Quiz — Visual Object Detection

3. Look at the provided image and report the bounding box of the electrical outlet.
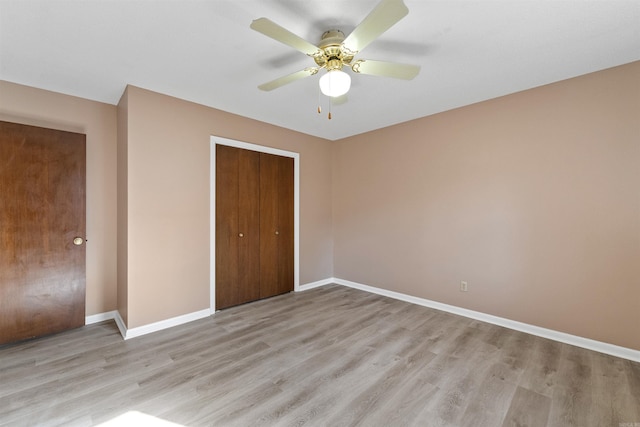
[460,281,468,292]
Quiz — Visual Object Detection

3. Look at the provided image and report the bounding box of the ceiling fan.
[250,0,420,108]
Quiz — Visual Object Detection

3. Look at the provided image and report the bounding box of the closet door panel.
[237,149,260,304]
[259,153,279,298]
[215,145,240,309]
[277,155,295,295]
[259,153,294,299]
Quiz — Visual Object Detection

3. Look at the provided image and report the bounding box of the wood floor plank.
[0,284,638,427]
[331,341,438,427]
[501,386,551,427]
[418,349,495,425]
[353,365,441,427]
[589,352,640,426]
[546,343,595,426]
[518,336,563,398]
[458,361,519,427]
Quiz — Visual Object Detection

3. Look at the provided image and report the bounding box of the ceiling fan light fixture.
[319,69,351,97]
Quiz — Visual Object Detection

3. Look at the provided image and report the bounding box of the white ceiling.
[1,0,638,141]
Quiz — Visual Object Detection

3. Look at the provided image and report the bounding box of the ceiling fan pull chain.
[317,85,322,114]
[328,97,332,120]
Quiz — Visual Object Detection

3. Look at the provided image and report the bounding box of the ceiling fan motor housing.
[313,29,355,70]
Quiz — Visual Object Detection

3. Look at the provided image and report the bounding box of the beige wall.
[332,62,640,350]
[119,86,333,328]
[0,80,118,316]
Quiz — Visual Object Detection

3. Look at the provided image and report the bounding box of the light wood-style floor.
[1,285,639,427]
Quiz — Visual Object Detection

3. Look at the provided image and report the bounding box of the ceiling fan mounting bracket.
[319,30,345,48]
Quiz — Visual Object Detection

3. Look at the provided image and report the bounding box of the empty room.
[0,0,638,426]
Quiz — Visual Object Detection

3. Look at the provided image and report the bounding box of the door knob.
[239,233,244,237]
[275,231,279,235]
[73,237,84,246]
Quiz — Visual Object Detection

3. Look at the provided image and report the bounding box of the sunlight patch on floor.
[95,411,185,427]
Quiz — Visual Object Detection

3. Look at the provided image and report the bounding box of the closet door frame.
[209,136,300,313]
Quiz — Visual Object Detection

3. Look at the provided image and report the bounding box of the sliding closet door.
[215,145,260,309]
[259,152,294,298]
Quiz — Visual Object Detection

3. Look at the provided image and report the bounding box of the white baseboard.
[297,277,335,291]
[85,310,117,325]
[113,310,127,338]
[114,309,211,340]
[303,277,640,363]
[86,310,127,338]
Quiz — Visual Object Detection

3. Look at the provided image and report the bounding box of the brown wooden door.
[259,152,294,299]
[215,145,294,310]
[0,121,86,345]
[215,145,260,309]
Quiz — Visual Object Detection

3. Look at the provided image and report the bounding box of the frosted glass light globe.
[319,69,351,97]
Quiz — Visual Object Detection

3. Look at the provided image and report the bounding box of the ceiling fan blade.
[351,60,420,80]
[251,18,321,57]
[342,0,409,53]
[258,67,319,91]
